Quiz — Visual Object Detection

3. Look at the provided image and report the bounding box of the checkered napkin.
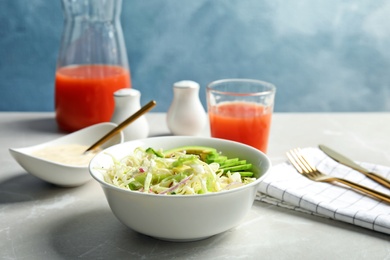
[256,147,390,235]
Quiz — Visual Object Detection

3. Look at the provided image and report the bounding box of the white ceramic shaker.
[166,80,207,136]
[111,88,149,141]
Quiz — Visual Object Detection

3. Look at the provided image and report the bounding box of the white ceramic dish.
[9,122,124,187]
[89,136,271,241]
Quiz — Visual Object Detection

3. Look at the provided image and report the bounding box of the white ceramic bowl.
[89,136,271,241]
[9,122,123,187]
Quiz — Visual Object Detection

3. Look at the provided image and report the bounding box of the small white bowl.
[9,122,124,187]
[89,136,271,241]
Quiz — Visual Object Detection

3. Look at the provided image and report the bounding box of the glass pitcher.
[55,0,131,132]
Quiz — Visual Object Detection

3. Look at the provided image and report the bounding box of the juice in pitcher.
[56,0,130,132]
[55,64,131,132]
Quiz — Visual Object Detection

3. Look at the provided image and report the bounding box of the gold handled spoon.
[85,100,157,153]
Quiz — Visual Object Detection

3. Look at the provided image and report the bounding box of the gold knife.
[319,144,390,189]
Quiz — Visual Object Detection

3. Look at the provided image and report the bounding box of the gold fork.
[286,148,390,204]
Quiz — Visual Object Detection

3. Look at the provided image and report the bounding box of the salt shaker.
[111,88,149,141]
[167,80,207,136]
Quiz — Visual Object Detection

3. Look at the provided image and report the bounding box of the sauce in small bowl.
[32,144,98,167]
[9,122,123,187]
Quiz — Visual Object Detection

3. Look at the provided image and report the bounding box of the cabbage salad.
[101,147,256,195]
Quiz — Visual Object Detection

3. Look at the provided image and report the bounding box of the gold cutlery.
[286,148,390,204]
[319,144,390,189]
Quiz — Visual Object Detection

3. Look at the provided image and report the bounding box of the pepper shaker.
[111,88,149,141]
[167,80,206,136]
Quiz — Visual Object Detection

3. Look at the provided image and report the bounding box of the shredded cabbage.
[101,147,256,195]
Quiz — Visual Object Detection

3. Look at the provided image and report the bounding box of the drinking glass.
[206,79,276,153]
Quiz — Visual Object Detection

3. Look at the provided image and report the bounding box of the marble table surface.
[1,112,389,259]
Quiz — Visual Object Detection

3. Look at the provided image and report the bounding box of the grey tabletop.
[1,112,389,259]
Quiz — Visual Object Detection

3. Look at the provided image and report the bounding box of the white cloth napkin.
[256,147,390,235]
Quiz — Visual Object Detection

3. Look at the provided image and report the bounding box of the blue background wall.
[1,0,390,113]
